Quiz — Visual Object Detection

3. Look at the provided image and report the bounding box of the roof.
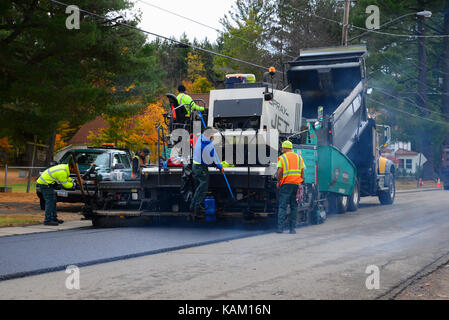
[190,93,210,109]
[395,149,419,156]
[69,116,109,145]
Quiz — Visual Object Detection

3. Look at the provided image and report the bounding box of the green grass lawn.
[1,182,36,193]
[0,214,42,227]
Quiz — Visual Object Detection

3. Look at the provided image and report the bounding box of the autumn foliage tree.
[88,100,167,162]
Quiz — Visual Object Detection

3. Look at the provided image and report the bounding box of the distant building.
[54,116,109,161]
[381,141,427,174]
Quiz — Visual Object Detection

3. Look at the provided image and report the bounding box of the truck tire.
[40,198,45,211]
[326,193,347,214]
[347,180,360,212]
[336,195,348,214]
[379,173,396,205]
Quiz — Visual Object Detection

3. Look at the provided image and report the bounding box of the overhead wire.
[135,0,296,60]
[49,0,271,72]
[286,5,449,38]
[369,86,447,117]
[367,97,449,126]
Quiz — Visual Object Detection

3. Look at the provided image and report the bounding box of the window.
[398,159,404,169]
[112,153,131,169]
[406,159,412,169]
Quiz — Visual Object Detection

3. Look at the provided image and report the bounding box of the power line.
[135,0,296,60]
[379,55,444,95]
[286,5,449,38]
[370,86,447,117]
[49,0,271,72]
[367,97,449,126]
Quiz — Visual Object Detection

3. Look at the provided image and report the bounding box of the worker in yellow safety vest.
[36,162,81,226]
[177,85,205,119]
[276,140,306,234]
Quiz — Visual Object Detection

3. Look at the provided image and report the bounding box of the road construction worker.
[190,127,223,216]
[276,140,306,234]
[132,147,150,179]
[177,85,205,120]
[36,162,81,226]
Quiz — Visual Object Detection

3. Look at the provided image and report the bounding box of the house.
[54,116,109,161]
[381,141,427,174]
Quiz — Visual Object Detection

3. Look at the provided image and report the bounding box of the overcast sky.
[131,0,237,42]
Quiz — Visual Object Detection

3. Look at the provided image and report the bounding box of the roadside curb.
[397,188,442,194]
[376,252,449,300]
[0,220,92,238]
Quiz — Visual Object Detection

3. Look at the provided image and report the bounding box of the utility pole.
[341,0,351,46]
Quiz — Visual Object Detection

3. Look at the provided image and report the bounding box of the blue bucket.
[204,196,216,221]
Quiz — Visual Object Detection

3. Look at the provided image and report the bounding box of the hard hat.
[282,140,293,149]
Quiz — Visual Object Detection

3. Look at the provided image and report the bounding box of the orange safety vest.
[278,152,304,186]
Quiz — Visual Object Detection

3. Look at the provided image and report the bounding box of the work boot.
[44,221,58,226]
[276,228,283,234]
[55,219,64,224]
[289,228,296,234]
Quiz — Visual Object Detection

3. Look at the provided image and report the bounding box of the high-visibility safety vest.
[132,155,148,178]
[133,155,148,166]
[277,152,305,186]
[176,93,205,117]
[36,164,74,189]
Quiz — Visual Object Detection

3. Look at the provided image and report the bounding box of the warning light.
[328,130,332,134]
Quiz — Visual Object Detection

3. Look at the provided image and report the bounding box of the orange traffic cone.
[437,178,442,188]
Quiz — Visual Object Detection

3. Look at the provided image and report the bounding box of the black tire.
[336,195,348,214]
[347,179,360,212]
[379,172,396,205]
[40,198,45,211]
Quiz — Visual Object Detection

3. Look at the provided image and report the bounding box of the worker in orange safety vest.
[276,140,306,234]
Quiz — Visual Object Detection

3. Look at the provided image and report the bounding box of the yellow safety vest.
[37,164,74,189]
[177,93,204,117]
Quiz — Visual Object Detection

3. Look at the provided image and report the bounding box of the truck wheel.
[336,195,348,214]
[347,180,360,212]
[379,173,396,205]
[40,198,45,211]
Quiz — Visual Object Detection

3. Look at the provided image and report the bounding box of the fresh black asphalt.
[0,223,271,281]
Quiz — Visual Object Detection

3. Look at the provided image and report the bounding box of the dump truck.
[83,45,395,228]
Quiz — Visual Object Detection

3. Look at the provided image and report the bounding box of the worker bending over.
[191,127,223,216]
[177,85,205,120]
[276,140,306,234]
[36,162,82,226]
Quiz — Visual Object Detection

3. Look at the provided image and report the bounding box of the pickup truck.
[36,147,133,212]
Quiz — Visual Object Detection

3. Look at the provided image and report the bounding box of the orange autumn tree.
[88,100,167,163]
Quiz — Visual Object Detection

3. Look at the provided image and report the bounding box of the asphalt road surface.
[0,190,449,299]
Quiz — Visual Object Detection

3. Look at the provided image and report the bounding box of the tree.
[88,99,167,162]
[351,0,449,178]
[0,0,163,164]
[214,0,275,80]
